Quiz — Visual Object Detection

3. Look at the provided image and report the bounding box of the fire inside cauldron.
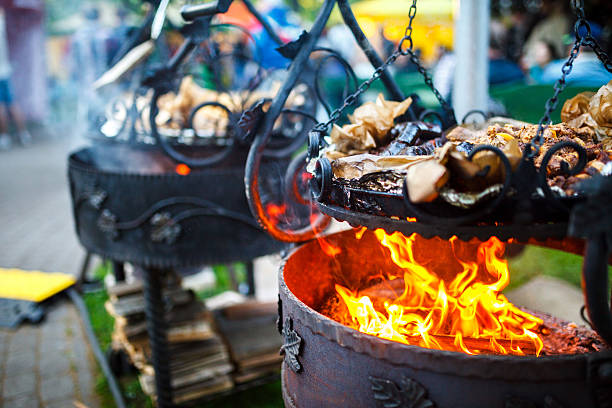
[279,228,612,408]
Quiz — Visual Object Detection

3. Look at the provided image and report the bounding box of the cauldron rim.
[279,230,606,382]
[68,145,247,178]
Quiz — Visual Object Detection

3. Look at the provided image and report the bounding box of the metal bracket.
[280,316,302,373]
[369,375,435,408]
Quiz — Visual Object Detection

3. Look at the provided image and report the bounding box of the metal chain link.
[529,0,612,156]
[398,0,418,55]
[313,51,401,132]
[571,0,612,72]
[402,48,454,116]
[313,0,419,132]
[529,37,583,157]
[572,0,586,19]
[583,36,612,73]
[313,0,453,132]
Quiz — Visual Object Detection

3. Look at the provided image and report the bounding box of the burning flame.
[317,236,342,257]
[334,230,543,356]
[175,163,191,176]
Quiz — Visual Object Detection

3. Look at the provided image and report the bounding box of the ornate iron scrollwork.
[280,317,302,373]
[276,31,310,60]
[238,99,267,143]
[87,190,108,210]
[76,176,108,210]
[369,376,435,408]
[98,209,119,240]
[150,212,181,244]
[91,195,261,244]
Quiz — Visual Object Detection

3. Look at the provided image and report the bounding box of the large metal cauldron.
[278,228,612,408]
[69,143,286,268]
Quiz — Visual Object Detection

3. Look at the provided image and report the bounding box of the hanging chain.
[571,0,612,71]
[313,0,418,132]
[312,50,402,132]
[313,0,452,132]
[398,0,418,54]
[583,36,612,73]
[529,0,612,157]
[400,48,454,117]
[529,37,583,156]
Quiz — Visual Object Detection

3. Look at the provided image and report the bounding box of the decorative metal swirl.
[91,84,153,144]
[245,108,331,242]
[400,145,513,226]
[418,110,444,127]
[149,87,238,167]
[284,151,311,206]
[461,109,489,125]
[100,98,130,139]
[310,157,333,202]
[312,47,359,117]
[80,193,261,242]
[536,140,588,212]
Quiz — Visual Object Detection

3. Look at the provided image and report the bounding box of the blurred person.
[432,46,455,100]
[106,7,132,66]
[72,7,108,84]
[0,7,31,150]
[521,0,571,71]
[534,22,612,86]
[433,22,524,101]
[504,4,539,62]
[489,19,524,85]
[71,7,109,131]
[526,40,559,83]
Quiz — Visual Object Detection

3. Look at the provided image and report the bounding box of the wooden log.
[426,334,537,355]
[222,300,277,320]
[107,281,143,300]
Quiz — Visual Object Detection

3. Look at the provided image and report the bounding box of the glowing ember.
[332,229,544,356]
[266,202,287,225]
[175,163,191,176]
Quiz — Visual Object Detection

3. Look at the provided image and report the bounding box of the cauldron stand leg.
[77,252,92,285]
[246,261,255,296]
[142,266,173,407]
[112,261,126,282]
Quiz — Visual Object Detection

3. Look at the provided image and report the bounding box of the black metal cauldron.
[68,143,286,268]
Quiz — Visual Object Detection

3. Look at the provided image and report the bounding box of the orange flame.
[334,230,543,356]
[175,163,191,176]
[317,236,342,257]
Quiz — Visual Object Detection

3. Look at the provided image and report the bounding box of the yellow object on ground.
[0,268,76,302]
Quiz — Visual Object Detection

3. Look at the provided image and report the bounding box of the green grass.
[198,381,283,408]
[84,261,283,407]
[195,263,247,300]
[507,244,612,291]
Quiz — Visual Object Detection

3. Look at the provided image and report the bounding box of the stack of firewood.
[105,281,234,404]
[213,301,283,384]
